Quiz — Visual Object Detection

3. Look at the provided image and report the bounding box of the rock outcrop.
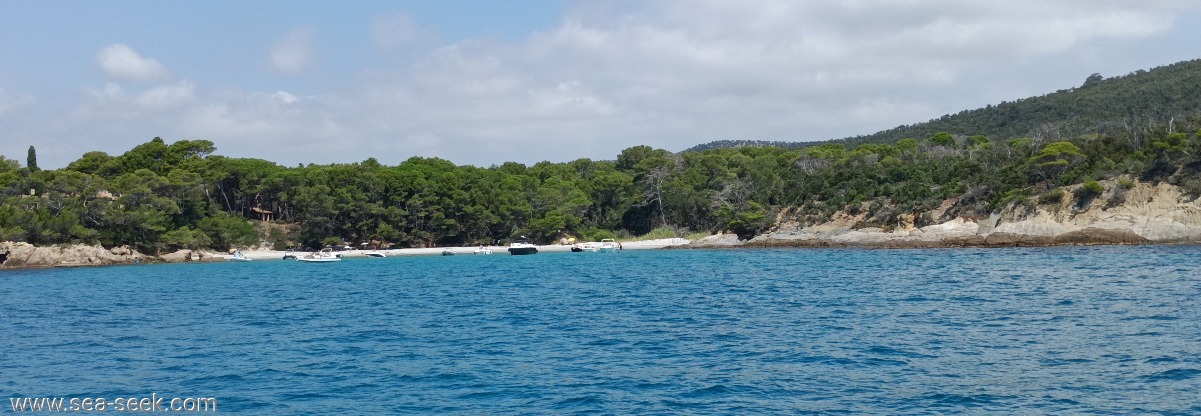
[0,242,146,268]
[692,179,1201,249]
[159,250,195,263]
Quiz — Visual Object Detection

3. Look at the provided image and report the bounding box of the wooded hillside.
[2,59,1200,252]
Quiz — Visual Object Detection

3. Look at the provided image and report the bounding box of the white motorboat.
[598,239,620,252]
[507,239,538,255]
[365,251,386,258]
[227,251,252,262]
[297,248,342,263]
[473,246,493,255]
[571,243,599,252]
[282,249,297,260]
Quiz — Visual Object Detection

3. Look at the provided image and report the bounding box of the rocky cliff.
[693,179,1201,248]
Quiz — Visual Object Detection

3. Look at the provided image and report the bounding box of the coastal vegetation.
[2,59,1201,253]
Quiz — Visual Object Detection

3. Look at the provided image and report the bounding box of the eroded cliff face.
[699,179,1201,248]
[992,181,1201,241]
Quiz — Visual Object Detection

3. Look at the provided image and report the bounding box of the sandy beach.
[225,238,692,261]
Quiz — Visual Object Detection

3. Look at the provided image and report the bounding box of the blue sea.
[2,246,1200,414]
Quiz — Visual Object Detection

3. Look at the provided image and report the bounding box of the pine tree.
[26,145,39,172]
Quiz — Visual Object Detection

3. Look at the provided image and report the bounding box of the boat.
[507,239,538,255]
[441,249,455,256]
[297,248,342,263]
[571,243,599,252]
[228,251,252,262]
[598,239,620,252]
[473,246,493,255]
[365,251,386,258]
[282,249,297,260]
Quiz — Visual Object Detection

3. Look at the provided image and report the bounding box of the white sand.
[224,238,692,261]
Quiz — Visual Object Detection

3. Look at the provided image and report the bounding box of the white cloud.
[373,13,418,50]
[270,28,314,75]
[72,80,196,126]
[0,88,35,116]
[132,81,196,110]
[16,1,1201,169]
[97,44,170,81]
[267,0,1191,165]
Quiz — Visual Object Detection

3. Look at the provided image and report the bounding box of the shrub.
[578,227,618,242]
[1073,181,1104,208]
[197,214,259,250]
[268,227,292,250]
[1074,181,1104,200]
[636,226,680,240]
[159,226,211,251]
[1038,190,1065,205]
[1178,176,1201,200]
[1117,178,1136,189]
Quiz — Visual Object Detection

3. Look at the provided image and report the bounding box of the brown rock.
[1053,228,1148,245]
[0,242,142,268]
[159,250,194,263]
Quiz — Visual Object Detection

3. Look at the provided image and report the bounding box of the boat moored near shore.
[297,248,342,263]
[508,238,538,255]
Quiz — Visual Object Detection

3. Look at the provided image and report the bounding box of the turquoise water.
[2,246,1200,414]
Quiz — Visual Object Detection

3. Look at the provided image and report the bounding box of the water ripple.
[2,246,1200,414]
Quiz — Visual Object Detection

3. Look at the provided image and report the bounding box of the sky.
[2,1,1201,169]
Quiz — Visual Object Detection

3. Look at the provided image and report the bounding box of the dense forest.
[2,59,1200,253]
[689,58,1201,152]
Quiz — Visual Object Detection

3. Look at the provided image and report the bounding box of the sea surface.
[2,246,1200,414]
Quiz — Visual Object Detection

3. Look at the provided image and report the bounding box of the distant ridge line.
[683,57,1201,153]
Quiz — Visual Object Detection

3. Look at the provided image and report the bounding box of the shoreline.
[0,238,693,270]
[2,236,1197,270]
[233,238,692,260]
[682,236,1199,250]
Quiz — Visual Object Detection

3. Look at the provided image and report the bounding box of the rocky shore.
[0,242,227,270]
[690,180,1201,249]
[0,242,144,269]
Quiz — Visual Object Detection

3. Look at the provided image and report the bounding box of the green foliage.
[267,227,293,250]
[5,59,1201,256]
[576,227,617,242]
[26,146,38,172]
[1029,141,1084,183]
[197,213,258,250]
[1038,190,1064,205]
[160,226,212,251]
[636,226,681,241]
[1073,180,1105,207]
[687,59,1201,156]
[930,132,955,147]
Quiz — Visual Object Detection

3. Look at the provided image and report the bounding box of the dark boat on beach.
[507,237,538,255]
